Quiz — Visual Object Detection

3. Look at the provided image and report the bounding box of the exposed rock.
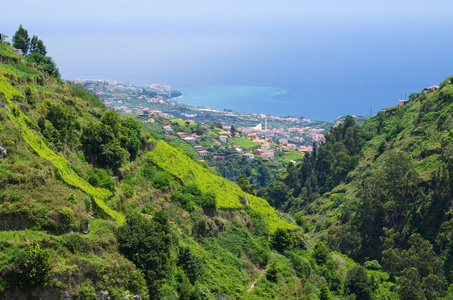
[124,295,142,300]
[0,146,6,159]
[83,221,90,234]
[97,290,110,300]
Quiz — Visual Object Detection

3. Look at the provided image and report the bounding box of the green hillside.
[0,37,399,300]
[261,77,453,299]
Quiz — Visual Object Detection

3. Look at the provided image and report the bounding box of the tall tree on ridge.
[12,24,30,54]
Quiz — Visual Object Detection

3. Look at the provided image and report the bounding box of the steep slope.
[262,76,453,299]
[0,37,399,300]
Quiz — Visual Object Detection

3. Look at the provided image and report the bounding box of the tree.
[12,25,30,54]
[266,261,279,282]
[397,268,424,300]
[230,124,238,137]
[26,52,60,78]
[344,266,373,300]
[320,285,330,300]
[236,174,256,195]
[30,35,38,53]
[37,39,47,56]
[118,211,172,298]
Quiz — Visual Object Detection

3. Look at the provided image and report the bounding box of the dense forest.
[1,26,453,300]
[260,77,453,299]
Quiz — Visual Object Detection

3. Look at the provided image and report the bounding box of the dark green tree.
[26,52,60,78]
[236,174,256,195]
[12,24,30,54]
[320,285,330,300]
[344,266,373,300]
[177,247,203,284]
[397,268,424,300]
[118,211,172,299]
[37,39,47,56]
[266,261,279,282]
[30,35,38,53]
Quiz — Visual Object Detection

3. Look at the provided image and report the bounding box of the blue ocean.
[48,18,453,121]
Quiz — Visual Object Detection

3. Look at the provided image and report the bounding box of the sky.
[2,0,453,119]
[3,0,453,83]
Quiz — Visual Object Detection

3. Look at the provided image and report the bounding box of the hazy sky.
[3,0,453,120]
[3,0,453,83]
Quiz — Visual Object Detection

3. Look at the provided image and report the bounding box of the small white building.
[219,135,228,143]
[183,137,196,144]
[163,125,173,132]
[261,152,275,159]
[261,143,271,152]
[243,153,254,161]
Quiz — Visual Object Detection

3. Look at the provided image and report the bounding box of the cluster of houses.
[240,125,323,153]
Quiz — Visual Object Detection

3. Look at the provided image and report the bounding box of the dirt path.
[247,270,265,292]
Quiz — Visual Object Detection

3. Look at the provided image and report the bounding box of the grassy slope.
[146,140,295,232]
[228,137,260,149]
[0,73,124,224]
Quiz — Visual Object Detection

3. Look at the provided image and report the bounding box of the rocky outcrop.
[0,146,6,159]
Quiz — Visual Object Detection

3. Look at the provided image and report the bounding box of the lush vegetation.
[261,78,453,299]
[2,28,453,299]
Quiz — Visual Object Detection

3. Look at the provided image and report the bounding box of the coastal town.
[75,79,365,168]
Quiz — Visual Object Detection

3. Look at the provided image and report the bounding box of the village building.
[176,132,186,138]
[163,125,173,132]
[261,152,275,159]
[219,135,228,143]
[198,150,208,157]
[183,137,196,144]
[243,153,254,161]
[261,143,271,152]
[219,131,231,137]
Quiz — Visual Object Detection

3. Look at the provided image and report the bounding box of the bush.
[171,190,194,212]
[88,169,115,192]
[200,191,216,210]
[78,279,97,300]
[364,259,382,270]
[152,171,173,190]
[312,241,330,266]
[19,243,51,289]
[270,228,305,252]
[59,206,75,227]
[266,261,279,282]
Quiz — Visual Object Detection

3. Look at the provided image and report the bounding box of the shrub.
[78,279,97,300]
[171,190,194,212]
[19,243,51,289]
[59,206,75,227]
[364,259,382,270]
[88,169,115,192]
[152,171,173,190]
[200,191,217,210]
[270,228,305,252]
[312,241,330,266]
[266,261,279,282]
